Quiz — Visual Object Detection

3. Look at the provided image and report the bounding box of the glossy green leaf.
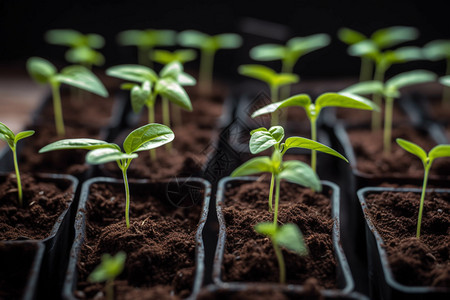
[131,81,151,113]
[348,40,378,58]
[89,252,126,283]
[423,40,450,61]
[251,94,311,118]
[39,138,120,153]
[45,29,83,47]
[341,81,384,95]
[316,92,379,112]
[14,130,35,143]
[278,160,321,192]
[284,137,348,162]
[231,156,274,177]
[160,61,183,79]
[250,44,286,61]
[429,144,450,163]
[337,28,367,45]
[274,223,308,255]
[254,222,277,237]
[178,30,210,48]
[213,33,242,49]
[123,123,174,154]
[439,76,450,87]
[26,57,57,84]
[86,148,137,165]
[57,65,108,97]
[106,65,158,83]
[155,79,192,111]
[0,122,15,141]
[287,33,330,54]
[385,70,436,91]
[249,126,284,154]
[396,138,427,164]
[371,26,419,49]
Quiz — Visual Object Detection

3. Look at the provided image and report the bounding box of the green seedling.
[178,30,242,93]
[338,26,419,82]
[45,29,105,68]
[251,93,377,171]
[254,222,308,284]
[117,29,176,67]
[39,123,174,228]
[238,64,299,126]
[231,126,348,222]
[250,33,330,100]
[0,122,34,207]
[424,40,450,105]
[342,70,436,154]
[396,138,450,238]
[106,62,194,157]
[27,57,108,136]
[88,251,126,300]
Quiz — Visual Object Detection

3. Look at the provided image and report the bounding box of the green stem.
[416,164,430,239]
[270,85,279,126]
[273,241,286,284]
[443,58,450,106]
[372,65,385,131]
[199,49,215,94]
[280,61,293,101]
[383,96,394,154]
[268,173,274,213]
[105,278,114,300]
[121,163,131,229]
[273,176,281,225]
[311,117,318,172]
[51,82,65,136]
[162,97,172,152]
[138,45,152,67]
[360,57,373,82]
[148,105,156,161]
[12,146,23,207]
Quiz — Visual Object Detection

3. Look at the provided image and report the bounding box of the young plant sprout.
[250,33,330,100]
[178,30,242,93]
[342,70,436,154]
[396,138,450,238]
[238,64,299,126]
[231,126,348,222]
[88,251,126,300]
[424,40,450,105]
[45,29,105,68]
[26,57,109,136]
[254,222,308,284]
[0,122,34,207]
[251,92,377,171]
[39,123,174,228]
[106,62,194,157]
[117,29,176,67]
[338,26,419,82]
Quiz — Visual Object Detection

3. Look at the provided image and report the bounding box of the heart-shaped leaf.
[249,126,284,154]
[123,123,174,154]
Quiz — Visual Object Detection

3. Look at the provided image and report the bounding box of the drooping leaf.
[371,26,419,49]
[287,33,330,55]
[274,223,308,255]
[337,28,367,45]
[86,148,137,165]
[131,81,151,113]
[278,160,321,191]
[316,92,379,112]
[283,137,348,162]
[251,94,311,118]
[396,138,428,164]
[14,130,35,143]
[26,57,57,84]
[429,144,450,164]
[106,65,158,83]
[123,123,174,154]
[57,65,109,97]
[155,78,192,111]
[39,139,120,153]
[231,156,274,177]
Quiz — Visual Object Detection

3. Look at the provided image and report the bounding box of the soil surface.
[220,180,338,290]
[348,125,450,180]
[74,181,204,299]
[0,173,72,240]
[364,190,450,287]
[0,242,40,299]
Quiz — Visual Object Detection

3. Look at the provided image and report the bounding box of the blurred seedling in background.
[88,251,126,300]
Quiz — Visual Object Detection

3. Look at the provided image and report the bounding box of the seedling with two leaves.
[45,29,105,68]
[26,57,109,136]
[88,251,126,300]
[39,123,174,228]
[396,138,450,238]
[0,122,34,207]
[251,92,378,171]
[178,30,242,93]
[342,70,436,154]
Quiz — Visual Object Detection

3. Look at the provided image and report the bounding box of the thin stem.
[270,85,279,126]
[372,65,385,131]
[105,278,114,300]
[138,45,152,67]
[383,96,394,154]
[51,82,65,136]
[162,97,172,152]
[268,173,274,213]
[121,163,131,229]
[273,176,281,225]
[311,117,317,172]
[360,57,373,82]
[273,241,286,284]
[12,146,23,207]
[199,49,215,94]
[416,164,430,239]
[443,58,450,106]
[280,61,293,101]
[148,105,156,161]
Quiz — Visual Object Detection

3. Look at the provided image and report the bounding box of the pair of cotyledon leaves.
[0,122,34,151]
[396,138,450,169]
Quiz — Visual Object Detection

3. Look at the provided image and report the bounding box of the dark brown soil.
[0,242,40,299]
[221,179,338,289]
[348,125,450,180]
[75,181,204,299]
[364,190,450,287]
[0,173,72,240]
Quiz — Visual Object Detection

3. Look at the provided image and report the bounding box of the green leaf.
[249,126,284,154]
[337,28,367,45]
[439,76,450,87]
[159,61,196,86]
[429,144,450,163]
[348,40,378,59]
[287,33,330,55]
[26,57,57,84]
[391,46,423,61]
[155,78,192,111]
[231,156,273,177]
[86,148,137,165]
[423,40,450,61]
[123,123,174,154]
[278,160,321,192]
[178,30,210,48]
[39,139,120,153]
[89,252,126,283]
[14,130,35,143]
[284,137,348,162]
[213,33,242,49]
[254,222,277,237]
[57,65,108,97]
[274,223,308,256]
[86,33,105,48]
[371,26,419,49]
[316,92,379,112]
[238,64,299,88]
[250,44,286,61]
[131,81,151,114]
[106,65,158,83]
[385,70,436,91]
[396,138,427,164]
[340,81,384,96]
[45,29,83,47]
[251,94,311,118]
[120,83,138,90]
[65,46,105,66]
[0,122,15,141]
[117,29,175,47]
